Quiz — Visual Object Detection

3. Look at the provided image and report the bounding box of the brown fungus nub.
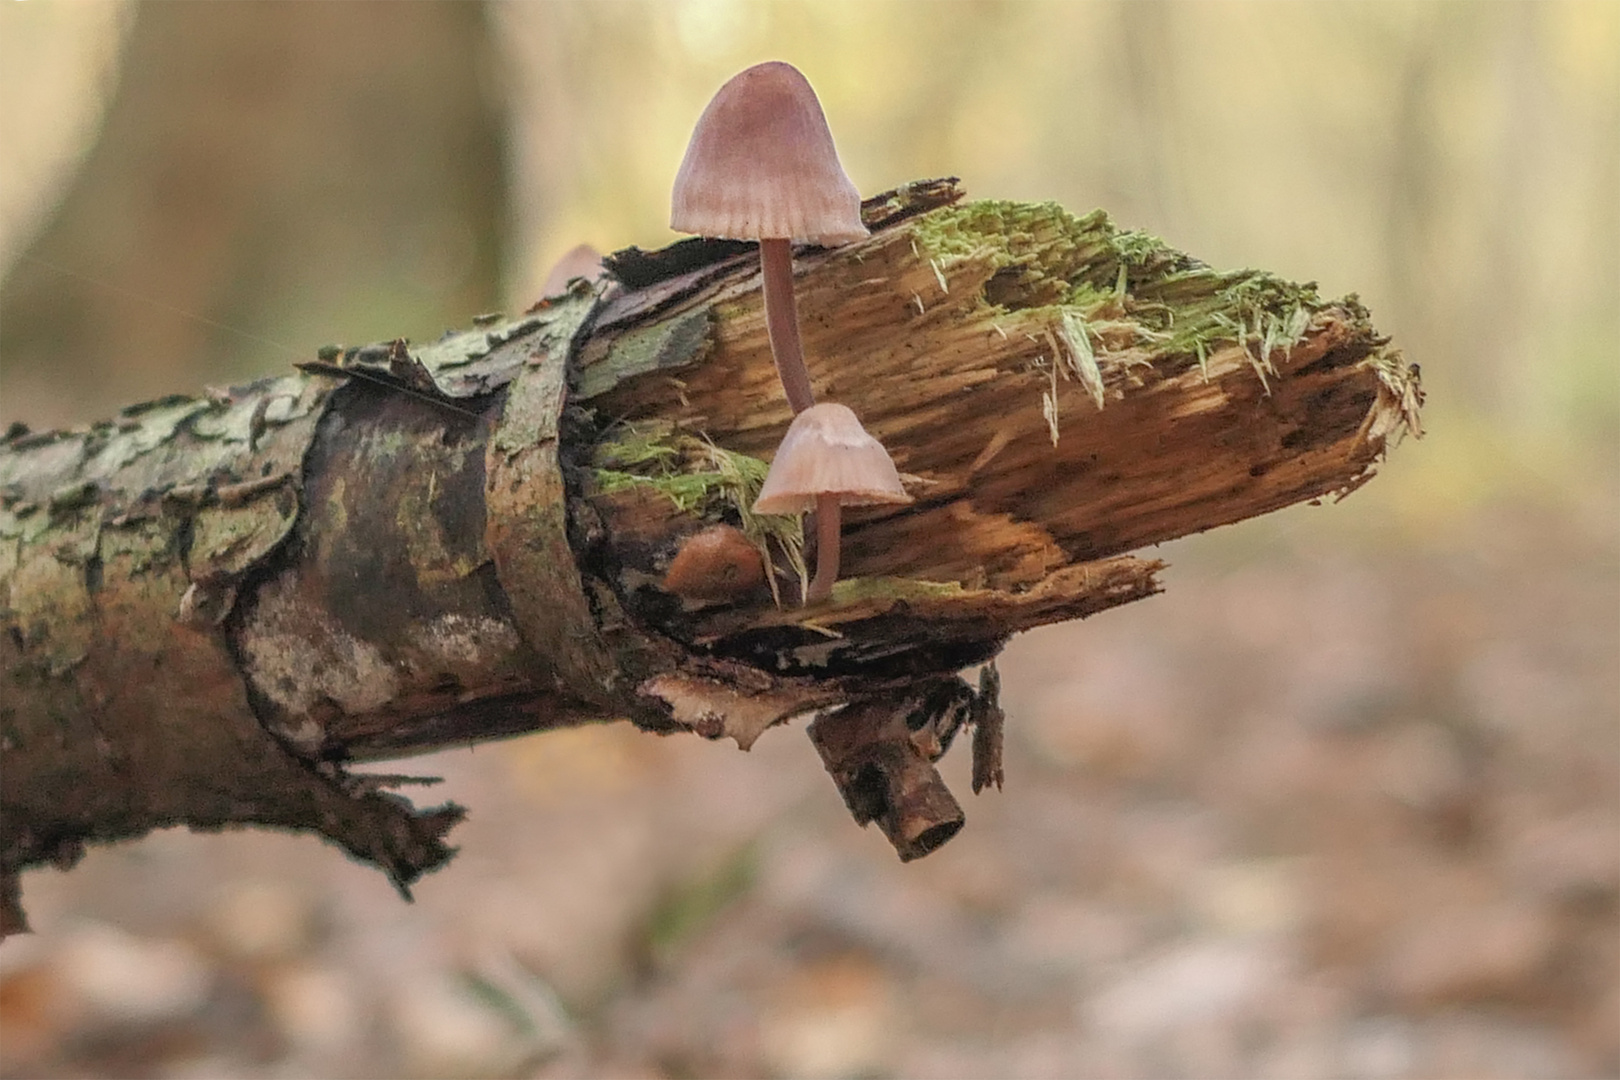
[662,524,766,604]
[753,403,911,603]
[671,61,867,415]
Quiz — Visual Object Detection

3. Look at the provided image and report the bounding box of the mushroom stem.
[760,237,815,415]
[807,492,841,603]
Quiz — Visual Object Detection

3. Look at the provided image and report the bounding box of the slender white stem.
[760,238,815,414]
[806,493,841,603]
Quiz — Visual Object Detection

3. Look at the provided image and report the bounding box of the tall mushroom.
[670,61,867,414]
[753,403,911,603]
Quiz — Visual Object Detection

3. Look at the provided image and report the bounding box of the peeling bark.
[0,180,1422,929]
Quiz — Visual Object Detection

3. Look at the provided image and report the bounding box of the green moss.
[591,424,683,473]
[826,576,964,604]
[912,202,1118,311]
[911,201,1340,389]
[591,428,987,607]
[591,421,807,599]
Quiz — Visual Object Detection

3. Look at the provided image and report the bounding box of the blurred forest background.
[1,2,1616,1078]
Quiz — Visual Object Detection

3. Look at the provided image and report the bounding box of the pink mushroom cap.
[539,243,604,297]
[753,403,912,516]
[671,61,868,246]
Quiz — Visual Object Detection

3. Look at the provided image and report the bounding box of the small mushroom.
[752,403,911,603]
[662,524,766,604]
[671,61,867,415]
[539,243,604,297]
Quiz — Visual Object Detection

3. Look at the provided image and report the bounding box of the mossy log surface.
[0,180,1421,929]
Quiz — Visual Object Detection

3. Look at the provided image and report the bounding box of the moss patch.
[911,201,1343,387]
[827,576,965,605]
[591,421,808,601]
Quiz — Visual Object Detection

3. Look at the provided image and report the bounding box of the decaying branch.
[808,677,978,861]
[0,180,1422,931]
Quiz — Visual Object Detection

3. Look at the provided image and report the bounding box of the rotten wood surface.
[0,180,1422,931]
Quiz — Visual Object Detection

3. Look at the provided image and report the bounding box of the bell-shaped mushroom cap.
[671,61,868,246]
[540,243,604,297]
[753,403,912,515]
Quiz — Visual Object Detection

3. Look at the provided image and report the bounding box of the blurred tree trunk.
[1113,0,1183,236]
[1478,1,1543,427]
[1382,13,1446,410]
[0,0,507,430]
